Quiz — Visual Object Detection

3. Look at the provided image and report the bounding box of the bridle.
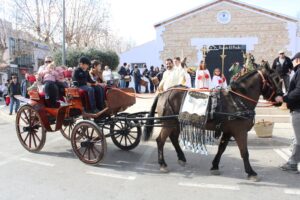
[257,69,282,102]
[229,69,281,104]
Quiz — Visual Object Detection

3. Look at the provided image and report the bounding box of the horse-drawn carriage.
[15,62,284,180]
[15,86,143,164]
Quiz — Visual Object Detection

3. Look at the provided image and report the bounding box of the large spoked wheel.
[71,120,107,165]
[16,105,46,152]
[60,117,77,140]
[110,120,141,151]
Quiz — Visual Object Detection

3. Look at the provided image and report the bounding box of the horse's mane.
[231,70,257,85]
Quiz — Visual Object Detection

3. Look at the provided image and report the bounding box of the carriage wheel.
[60,117,76,140]
[110,120,141,151]
[16,105,46,152]
[71,120,107,165]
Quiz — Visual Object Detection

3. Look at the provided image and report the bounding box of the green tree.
[53,48,119,70]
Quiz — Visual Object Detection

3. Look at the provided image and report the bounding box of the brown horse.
[143,63,283,180]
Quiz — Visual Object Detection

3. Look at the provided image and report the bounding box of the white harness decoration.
[178,91,214,155]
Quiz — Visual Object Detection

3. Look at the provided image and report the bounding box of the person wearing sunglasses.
[7,75,21,115]
[38,56,53,74]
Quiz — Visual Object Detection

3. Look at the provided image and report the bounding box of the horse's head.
[258,61,283,106]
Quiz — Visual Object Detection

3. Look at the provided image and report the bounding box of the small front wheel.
[110,120,141,151]
[71,120,107,165]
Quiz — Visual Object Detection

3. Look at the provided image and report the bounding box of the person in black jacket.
[272,50,293,92]
[8,75,21,115]
[276,52,300,173]
[73,57,103,113]
[118,62,127,88]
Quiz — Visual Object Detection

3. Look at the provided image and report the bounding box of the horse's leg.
[235,132,259,181]
[156,126,171,173]
[210,132,231,175]
[169,126,186,166]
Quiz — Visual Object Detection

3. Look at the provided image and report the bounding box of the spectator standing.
[149,66,157,93]
[125,64,131,88]
[118,63,127,88]
[103,66,113,85]
[272,50,293,92]
[132,65,142,93]
[20,73,31,98]
[8,75,21,115]
[142,64,150,93]
[276,52,300,173]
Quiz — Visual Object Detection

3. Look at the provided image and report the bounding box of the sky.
[110,0,300,46]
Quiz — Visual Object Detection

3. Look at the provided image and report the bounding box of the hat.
[291,52,300,61]
[278,50,285,54]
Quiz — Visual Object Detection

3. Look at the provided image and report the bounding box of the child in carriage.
[73,57,104,113]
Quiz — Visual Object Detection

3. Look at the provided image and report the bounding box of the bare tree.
[0,19,10,63]
[64,0,110,48]
[13,0,62,48]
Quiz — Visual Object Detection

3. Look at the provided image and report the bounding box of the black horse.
[143,63,283,181]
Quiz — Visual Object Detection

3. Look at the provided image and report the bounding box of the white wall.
[119,27,165,67]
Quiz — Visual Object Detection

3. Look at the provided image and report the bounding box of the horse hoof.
[160,167,169,173]
[178,160,186,167]
[210,169,221,176]
[248,175,260,182]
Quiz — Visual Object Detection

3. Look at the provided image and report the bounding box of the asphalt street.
[0,97,299,200]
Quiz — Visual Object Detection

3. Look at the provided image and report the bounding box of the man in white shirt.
[158,58,186,92]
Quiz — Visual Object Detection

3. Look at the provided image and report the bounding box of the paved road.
[0,97,299,200]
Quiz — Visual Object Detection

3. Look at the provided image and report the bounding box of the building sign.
[208,45,246,51]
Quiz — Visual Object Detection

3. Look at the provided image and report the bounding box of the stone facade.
[160,2,294,65]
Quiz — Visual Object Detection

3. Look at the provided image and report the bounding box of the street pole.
[62,0,66,65]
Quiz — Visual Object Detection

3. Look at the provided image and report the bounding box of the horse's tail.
[143,95,159,141]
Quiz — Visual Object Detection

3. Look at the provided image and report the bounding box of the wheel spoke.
[32,132,37,148]
[33,132,41,142]
[126,136,133,145]
[91,147,97,159]
[127,133,137,140]
[88,147,91,160]
[119,135,124,144]
[23,132,30,143]
[29,133,32,148]
[90,129,95,138]
[20,116,27,124]
[125,136,127,146]
[82,147,88,157]
[23,110,30,124]
[114,134,122,139]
